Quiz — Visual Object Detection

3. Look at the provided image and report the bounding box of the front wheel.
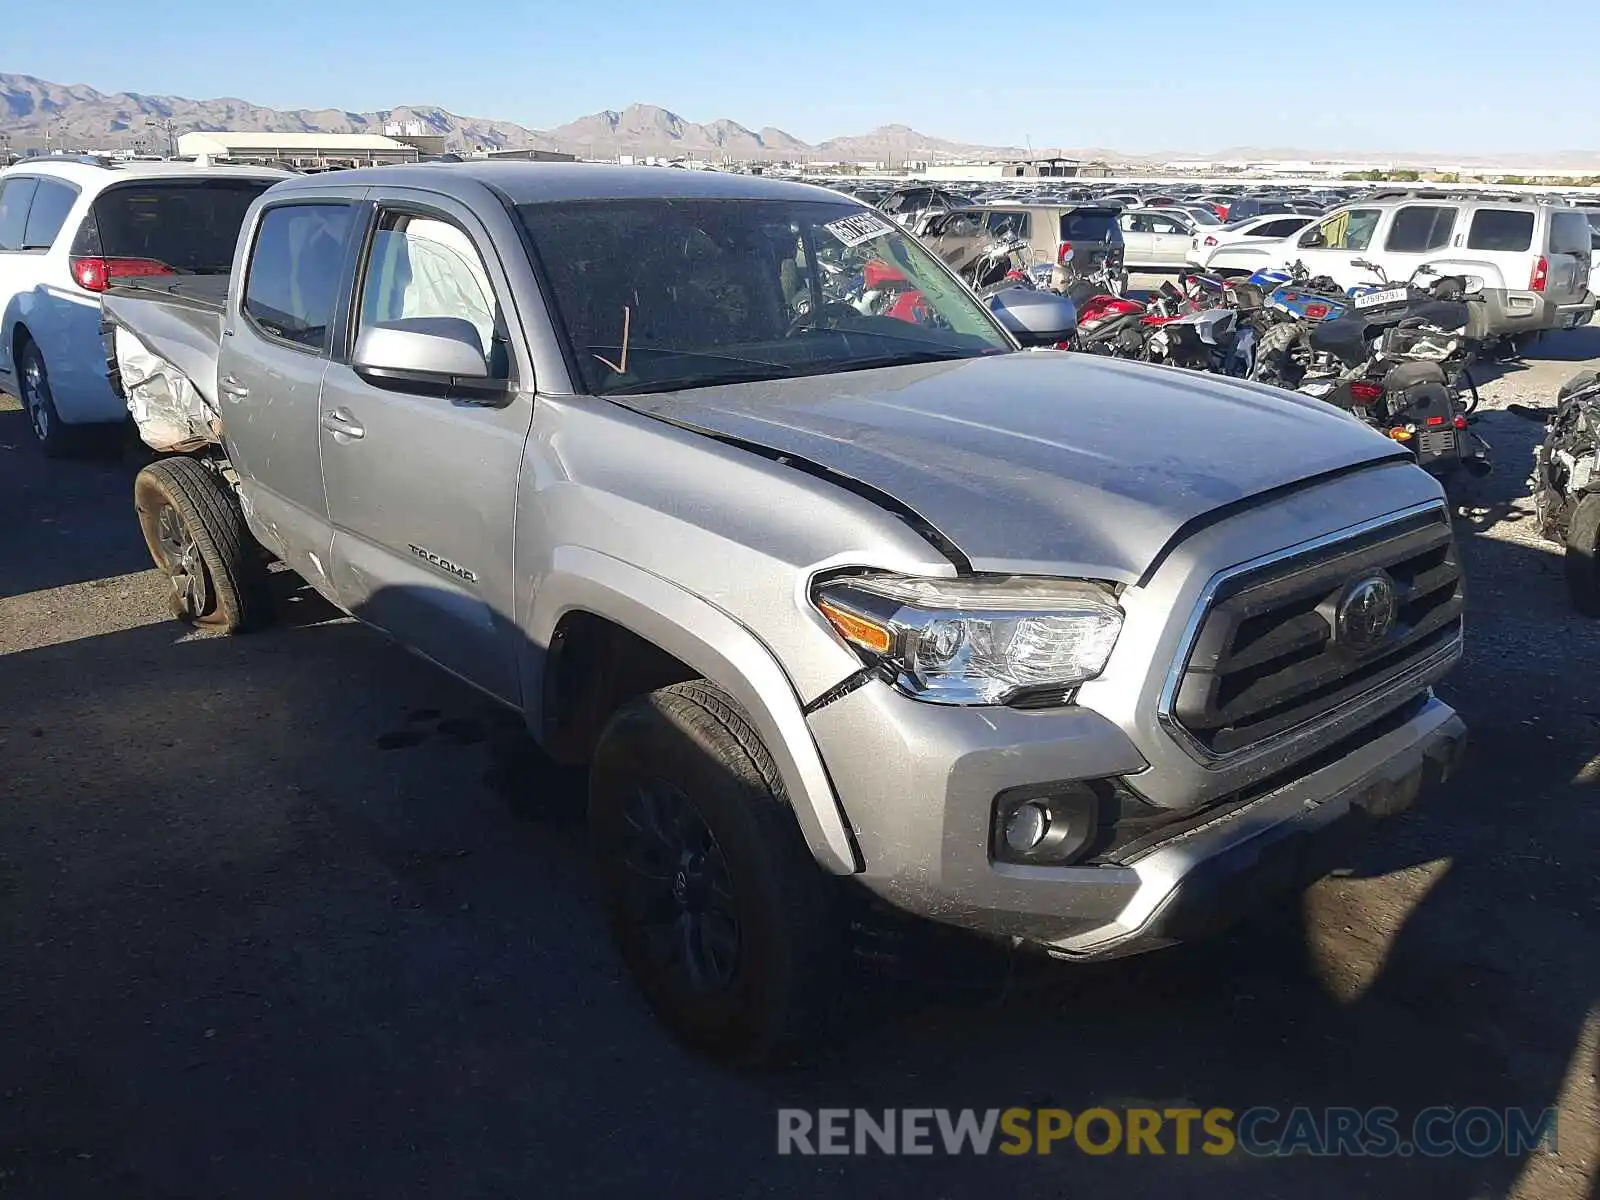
[589,681,839,1065]
[17,339,85,458]
[1565,493,1600,617]
[134,457,271,632]
[1250,321,1303,388]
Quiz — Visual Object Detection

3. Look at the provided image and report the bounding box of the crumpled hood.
[617,352,1406,582]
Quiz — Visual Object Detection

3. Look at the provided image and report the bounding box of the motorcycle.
[1291,264,1492,479]
[1075,278,1195,358]
[1520,371,1600,614]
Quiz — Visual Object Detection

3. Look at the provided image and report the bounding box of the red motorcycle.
[1075,277,1203,358]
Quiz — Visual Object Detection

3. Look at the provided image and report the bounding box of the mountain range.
[4,73,1600,170]
[0,73,1023,163]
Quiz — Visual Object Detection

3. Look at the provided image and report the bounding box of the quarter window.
[1384,206,1457,253]
[1466,209,1534,252]
[243,204,355,352]
[0,177,40,252]
[20,180,78,251]
[1548,210,1592,256]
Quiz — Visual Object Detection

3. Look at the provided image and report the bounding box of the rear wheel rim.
[155,504,209,618]
[617,780,741,993]
[20,354,49,442]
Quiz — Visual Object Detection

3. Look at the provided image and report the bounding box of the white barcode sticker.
[824,213,894,247]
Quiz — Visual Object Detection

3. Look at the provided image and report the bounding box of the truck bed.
[102,275,231,452]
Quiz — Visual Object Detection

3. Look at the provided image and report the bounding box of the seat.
[1309,316,1369,363]
[1402,300,1469,332]
[1383,360,1449,391]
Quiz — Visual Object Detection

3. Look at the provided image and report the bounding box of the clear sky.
[8,0,1600,154]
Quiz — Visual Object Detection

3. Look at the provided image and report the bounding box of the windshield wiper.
[603,362,803,395]
[827,347,992,374]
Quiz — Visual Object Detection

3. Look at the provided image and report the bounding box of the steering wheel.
[788,301,861,336]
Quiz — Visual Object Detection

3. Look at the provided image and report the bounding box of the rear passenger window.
[1467,209,1534,252]
[244,204,355,352]
[1384,206,1456,253]
[0,177,40,252]
[985,211,1030,239]
[20,180,77,250]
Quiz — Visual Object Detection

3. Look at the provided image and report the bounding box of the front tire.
[1250,321,1303,387]
[589,681,838,1065]
[1565,494,1600,617]
[17,339,85,458]
[134,457,271,632]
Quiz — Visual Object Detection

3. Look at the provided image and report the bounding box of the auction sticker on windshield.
[825,212,894,247]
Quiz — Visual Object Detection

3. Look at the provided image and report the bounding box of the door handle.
[219,375,249,399]
[320,409,365,440]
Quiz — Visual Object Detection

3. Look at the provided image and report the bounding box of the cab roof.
[268,161,862,206]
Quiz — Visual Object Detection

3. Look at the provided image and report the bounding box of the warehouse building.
[176,131,420,169]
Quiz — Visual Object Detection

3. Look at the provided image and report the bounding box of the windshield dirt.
[516,198,1013,395]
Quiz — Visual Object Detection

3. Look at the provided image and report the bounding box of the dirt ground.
[1,328,1597,1199]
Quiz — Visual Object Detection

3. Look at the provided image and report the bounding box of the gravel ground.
[1,330,1597,1200]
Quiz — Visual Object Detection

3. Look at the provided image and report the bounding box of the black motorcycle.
[1294,264,1492,479]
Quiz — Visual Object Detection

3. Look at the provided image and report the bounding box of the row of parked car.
[858,181,1600,344]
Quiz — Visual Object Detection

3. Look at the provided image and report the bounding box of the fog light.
[991,783,1103,865]
[1004,801,1051,854]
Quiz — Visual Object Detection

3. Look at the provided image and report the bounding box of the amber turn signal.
[817,599,894,654]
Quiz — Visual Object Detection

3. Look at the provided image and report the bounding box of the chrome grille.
[1166,508,1463,759]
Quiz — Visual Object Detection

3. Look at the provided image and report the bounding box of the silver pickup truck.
[104,164,1468,1064]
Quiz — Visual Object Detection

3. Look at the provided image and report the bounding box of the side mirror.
[1299,229,1326,248]
[353,317,506,400]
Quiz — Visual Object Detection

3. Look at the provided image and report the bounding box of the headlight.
[812,573,1123,705]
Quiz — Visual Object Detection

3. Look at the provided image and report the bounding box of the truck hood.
[616,352,1406,582]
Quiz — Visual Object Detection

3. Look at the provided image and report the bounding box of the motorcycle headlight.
[812,574,1123,705]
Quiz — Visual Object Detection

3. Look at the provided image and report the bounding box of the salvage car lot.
[1,330,1598,1200]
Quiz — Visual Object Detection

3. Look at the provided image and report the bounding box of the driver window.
[1312,209,1380,251]
[359,211,504,373]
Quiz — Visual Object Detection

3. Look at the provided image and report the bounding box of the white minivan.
[0,158,283,454]
[1204,196,1595,339]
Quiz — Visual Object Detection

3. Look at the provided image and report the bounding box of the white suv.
[1203,195,1595,340]
[0,157,284,454]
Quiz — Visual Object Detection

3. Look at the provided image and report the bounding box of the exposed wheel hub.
[155,504,210,618]
[21,357,48,441]
[619,782,741,991]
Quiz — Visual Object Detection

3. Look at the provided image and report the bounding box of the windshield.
[517,198,1013,396]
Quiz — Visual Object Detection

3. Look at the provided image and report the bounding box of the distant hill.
[0,73,1017,162]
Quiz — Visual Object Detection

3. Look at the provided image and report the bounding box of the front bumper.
[809,684,1465,959]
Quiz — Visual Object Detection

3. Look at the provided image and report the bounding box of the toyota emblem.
[1334,574,1398,655]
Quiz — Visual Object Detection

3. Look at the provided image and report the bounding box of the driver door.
[318,190,535,704]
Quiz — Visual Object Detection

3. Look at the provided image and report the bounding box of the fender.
[522,545,862,874]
